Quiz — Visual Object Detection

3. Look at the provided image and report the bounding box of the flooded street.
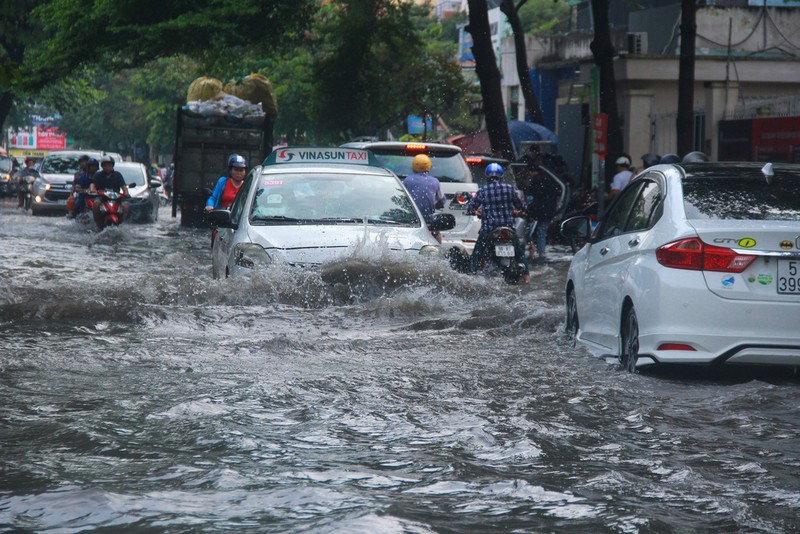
[1,200,799,533]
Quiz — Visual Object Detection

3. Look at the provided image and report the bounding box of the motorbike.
[20,174,36,210]
[482,225,527,284]
[91,189,126,230]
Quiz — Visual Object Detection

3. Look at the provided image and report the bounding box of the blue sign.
[407,115,433,135]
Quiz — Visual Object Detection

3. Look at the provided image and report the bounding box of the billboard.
[8,126,67,151]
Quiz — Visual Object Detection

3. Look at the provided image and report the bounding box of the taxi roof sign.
[264,147,378,166]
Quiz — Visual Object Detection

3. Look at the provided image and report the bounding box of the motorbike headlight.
[234,243,272,269]
[419,245,441,258]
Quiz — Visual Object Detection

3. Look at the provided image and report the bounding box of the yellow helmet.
[411,154,432,173]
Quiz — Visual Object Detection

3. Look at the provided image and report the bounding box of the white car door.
[581,179,662,354]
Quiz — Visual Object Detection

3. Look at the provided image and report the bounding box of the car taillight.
[454,192,473,205]
[405,143,426,152]
[656,238,756,273]
[465,157,483,165]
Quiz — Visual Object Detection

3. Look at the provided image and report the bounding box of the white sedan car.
[209,147,454,278]
[561,161,800,372]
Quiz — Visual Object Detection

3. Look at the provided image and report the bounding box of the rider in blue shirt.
[68,158,98,219]
[466,163,529,282]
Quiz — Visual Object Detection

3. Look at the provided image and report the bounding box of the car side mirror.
[207,209,235,229]
[429,213,456,231]
[149,179,162,189]
[560,215,591,240]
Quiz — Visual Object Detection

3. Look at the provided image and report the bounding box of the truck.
[171,107,273,227]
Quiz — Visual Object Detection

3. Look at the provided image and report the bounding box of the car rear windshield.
[117,166,146,187]
[367,149,471,183]
[41,155,84,174]
[683,173,800,221]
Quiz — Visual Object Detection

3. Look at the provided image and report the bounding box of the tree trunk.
[677,0,697,158]
[589,0,623,186]
[499,0,545,125]
[467,0,515,160]
[0,92,14,137]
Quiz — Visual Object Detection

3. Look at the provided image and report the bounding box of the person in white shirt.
[606,156,633,201]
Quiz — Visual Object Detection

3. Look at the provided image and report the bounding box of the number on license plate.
[777,259,800,294]
[495,244,515,257]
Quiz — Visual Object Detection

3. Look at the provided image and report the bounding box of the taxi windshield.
[250,172,420,226]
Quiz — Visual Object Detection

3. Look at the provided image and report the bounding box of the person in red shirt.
[205,154,248,212]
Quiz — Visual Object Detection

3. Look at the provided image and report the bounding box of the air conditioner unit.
[627,32,648,55]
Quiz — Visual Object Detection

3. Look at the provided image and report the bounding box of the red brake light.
[465,157,483,164]
[405,143,426,152]
[656,238,756,273]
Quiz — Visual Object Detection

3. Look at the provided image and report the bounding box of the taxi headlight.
[234,243,272,269]
[419,245,441,258]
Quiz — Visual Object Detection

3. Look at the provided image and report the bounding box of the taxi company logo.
[277,149,295,162]
[721,276,735,288]
[737,237,756,248]
[757,273,773,285]
[780,240,793,250]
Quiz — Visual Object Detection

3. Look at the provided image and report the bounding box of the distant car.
[464,154,513,187]
[209,147,454,279]
[0,156,19,197]
[114,162,160,223]
[560,161,800,372]
[32,150,123,215]
[340,141,480,261]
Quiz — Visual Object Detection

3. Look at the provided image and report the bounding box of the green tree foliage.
[29,0,313,84]
[57,56,200,156]
[280,0,470,143]
[518,0,570,36]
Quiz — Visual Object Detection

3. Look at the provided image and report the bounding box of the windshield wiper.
[366,217,403,225]
[318,217,363,223]
[251,215,302,224]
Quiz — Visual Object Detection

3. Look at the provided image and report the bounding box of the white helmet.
[615,156,631,167]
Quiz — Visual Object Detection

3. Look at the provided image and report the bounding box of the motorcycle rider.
[15,157,39,209]
[205,154,247,212]
[89,155,130,229]
[403,154,444,242]
[466,163,530,284]
[68,157,99,220]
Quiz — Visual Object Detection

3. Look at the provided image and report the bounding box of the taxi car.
[560,161,800,372]
[208,147,454,278]
[32,150,123,215]
[115,162,161,223]
[340,141,479,262]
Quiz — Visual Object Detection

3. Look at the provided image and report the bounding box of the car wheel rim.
[566,291,578,344]
[622,309,639,373]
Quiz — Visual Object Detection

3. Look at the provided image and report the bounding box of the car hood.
[246,223,436,265]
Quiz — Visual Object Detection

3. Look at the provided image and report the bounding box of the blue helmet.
[228,154,247,169]
[660,153,680,164]
[87,158,99,167]
[485,162,504,180]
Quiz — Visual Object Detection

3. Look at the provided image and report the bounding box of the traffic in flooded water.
[1,201,799,532]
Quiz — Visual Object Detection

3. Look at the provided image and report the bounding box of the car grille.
[44,190,70,201]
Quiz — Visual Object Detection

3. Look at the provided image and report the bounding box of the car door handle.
[600,246,609,255]
[628,238,640,247]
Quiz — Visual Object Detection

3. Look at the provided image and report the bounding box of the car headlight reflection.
[234,243,272,269]
[419,245,441,258]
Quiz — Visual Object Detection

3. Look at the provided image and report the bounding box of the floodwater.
[1,200,799,533]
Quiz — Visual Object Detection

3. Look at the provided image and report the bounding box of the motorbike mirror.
[560,215,591,240]
[207,209,234,229]
[429,213,456,232]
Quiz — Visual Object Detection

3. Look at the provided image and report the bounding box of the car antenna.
[761,162,774,185]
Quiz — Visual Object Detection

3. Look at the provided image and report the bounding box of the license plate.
[777,259,800,294]
[495,244,515,257]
